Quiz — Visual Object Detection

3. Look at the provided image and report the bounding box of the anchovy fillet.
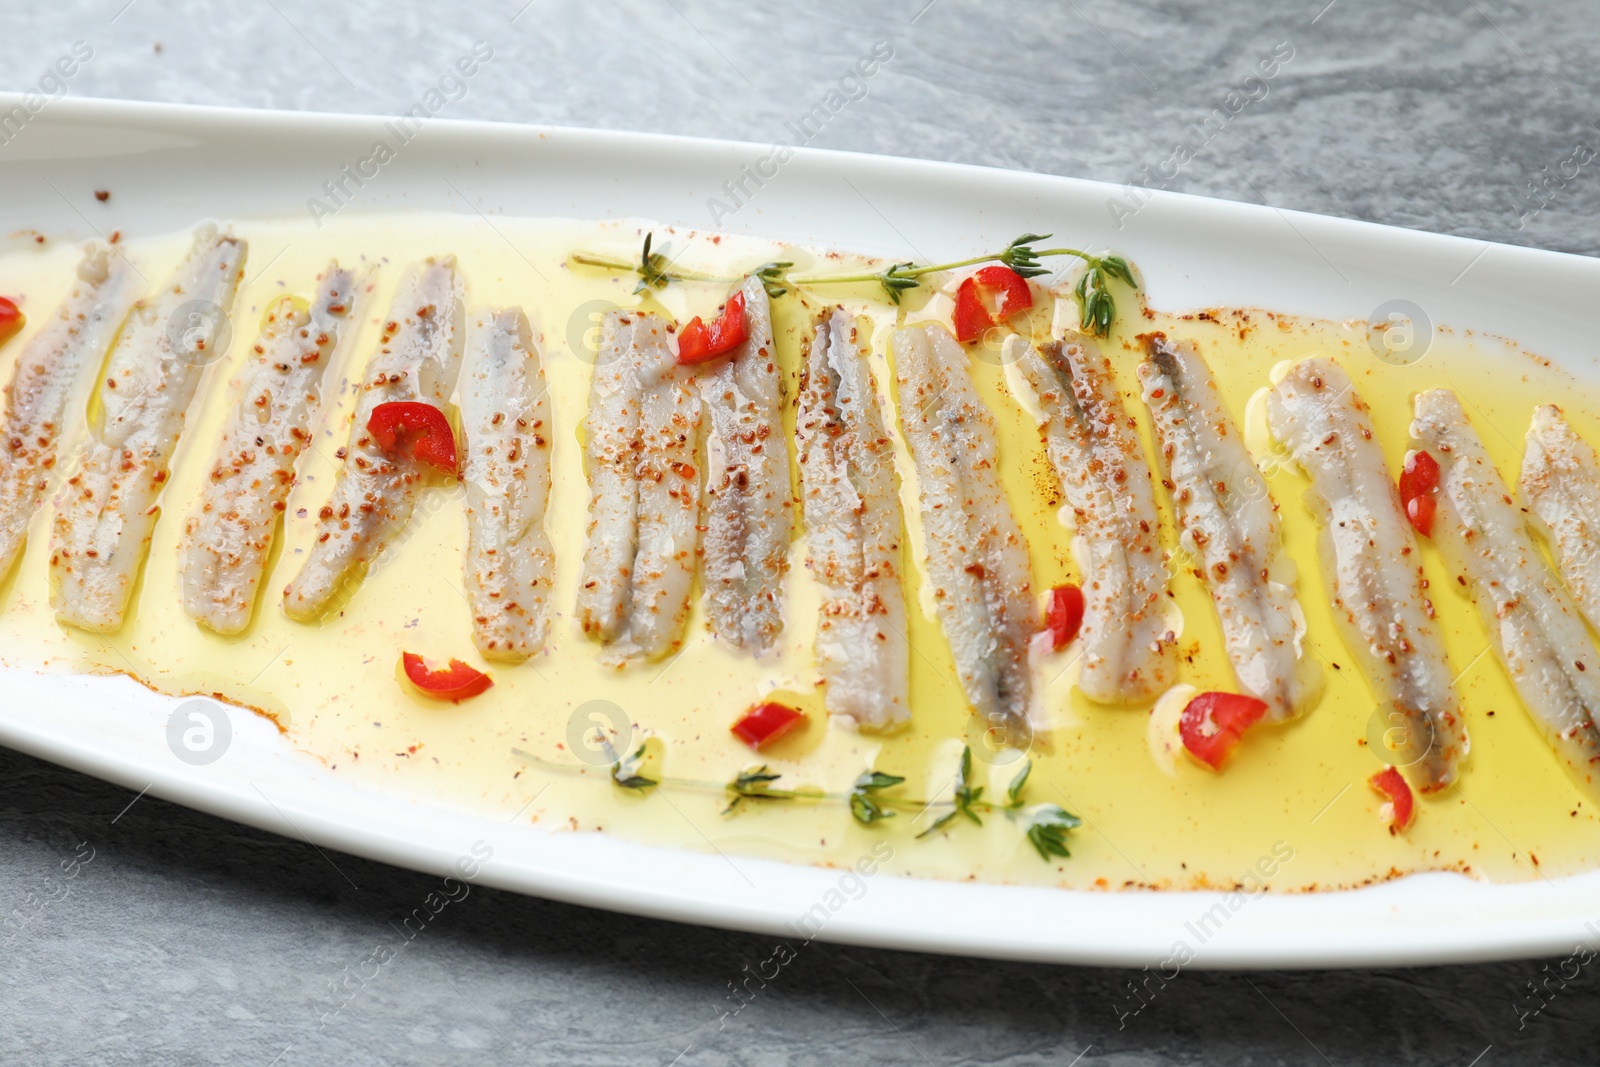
[699,278,791,652]
[894,323,1035,734]
[575,310,703,661]
[1413,389,1600,800]
[1520,404,1600,631]
[50,226,247,632]
[283,256,465,620]
[0,244,136,580]
[179,263,355,634]
[1137,335,1322,720]
[1267,360,1466,792]
[797,308,908,728]
[460,307,554,662]
[1008,331,1176,704]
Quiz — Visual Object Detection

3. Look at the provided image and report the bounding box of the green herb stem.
[784,246,1095,286]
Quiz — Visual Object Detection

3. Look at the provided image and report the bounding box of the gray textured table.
[4,2,1600,1063]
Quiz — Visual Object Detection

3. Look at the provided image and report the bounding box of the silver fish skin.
[179,263,356,634]
[0,243,137,580]
[894,322,1035,737]
[797,308,908,729]
[50,226,247,632]
[460,306,554,662]
[1009,331,1176,704]
[1520,404,1600,631]
[699,277,791,653]
[283,256,466,621]
[1267,359,1466,792]
[1413,389,1600,802]
[575,310,703,661]
[1137,334,1322,720]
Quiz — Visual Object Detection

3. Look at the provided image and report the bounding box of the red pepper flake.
[1043,583,1084,651]
[1179,691,1268,770]
[1369,765,1415,833]
[730,701,805,750]
[367,401,458,475]
[677,290,747,365]
[1399,450,1440,537]
[0,297,24,345]
[94,190,110,202]
[401,652,492,703]
[952,265,1033,344]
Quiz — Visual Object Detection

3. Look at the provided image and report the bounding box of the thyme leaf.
[849,770,907,825]
[1025,804,1083,862]
[1006,761,1032,807]
[610,743,657,791]
[754,260,795,299]
[723,765,789,815]
[918,745,986,837]
[993,232,1055,278]
[636,232,672,294]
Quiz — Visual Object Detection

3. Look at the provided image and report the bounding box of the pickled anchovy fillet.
[1137,334,1321,720]
[180,262,355,634]
[895,323,1035,735]
[460,307,554,662]
[283,256,465,620]
[1007,331,1176,704]
[796,308,908,729]
[1520,404,1600,631]
[1267,359,1466,792]
[50,226,247,632]
[700,277,791,653]
[575,310,703,661]
[1414,389,1600,800]
[0,244,136,580]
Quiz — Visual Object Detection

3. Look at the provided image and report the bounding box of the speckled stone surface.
[3,2,1600,1064]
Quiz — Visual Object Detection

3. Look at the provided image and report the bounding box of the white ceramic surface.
[3,93,1599,969]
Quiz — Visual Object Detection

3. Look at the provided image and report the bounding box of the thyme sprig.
[515,743,1082,864]
[569,232,728,295]
[568,232,1139,336]
[784,232,1138,336]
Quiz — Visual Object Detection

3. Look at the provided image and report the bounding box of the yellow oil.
[0,214,1595,893]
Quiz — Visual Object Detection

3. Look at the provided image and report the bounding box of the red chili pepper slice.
[1369,766,1415,833]
[730,701,805,750]
[952,279,993,345]
[0,297,23,345]
[952,265,1033,344]
[1179,691,1269,770]
[677,289,748,365]
[1045,583,1085,651]
[367,401,459,476]
[1399,450,1440,537]
[401,652,493,703]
